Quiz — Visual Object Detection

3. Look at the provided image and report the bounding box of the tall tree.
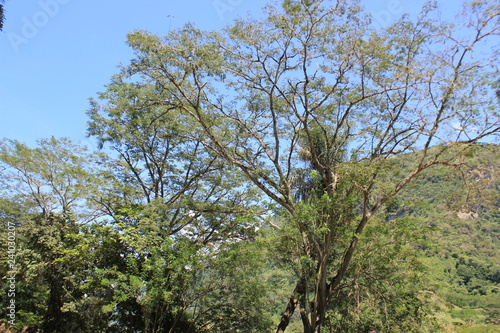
[87,73,272,331]
[93,0,500,331]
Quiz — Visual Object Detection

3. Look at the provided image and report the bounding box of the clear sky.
[0,0,460,148]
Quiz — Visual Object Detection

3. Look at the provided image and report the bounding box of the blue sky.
[0,0,459,148]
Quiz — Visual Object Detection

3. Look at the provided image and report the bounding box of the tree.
[87,74,273,331]
[0,137,105,331]
[98,0,500,331]
[0,134,272,331]
[0,137,104,220]
[0,198,45,328]
[63,201,271,333]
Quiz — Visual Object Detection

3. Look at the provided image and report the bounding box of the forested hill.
[398,143,500,332]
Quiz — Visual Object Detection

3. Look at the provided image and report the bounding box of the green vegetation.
[3,143,497,332]
[1,0,499,332]
[398,145,500,331]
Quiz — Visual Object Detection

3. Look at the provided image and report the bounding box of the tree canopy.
[1,0,499,332]
[89,0,498,331]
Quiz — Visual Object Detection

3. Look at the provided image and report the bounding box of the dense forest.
[1,0,499,332]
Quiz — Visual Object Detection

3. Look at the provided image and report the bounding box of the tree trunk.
[43,264,65,333]
[276,277,307,333]
[311,253,329,333]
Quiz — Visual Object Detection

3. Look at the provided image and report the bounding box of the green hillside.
[399,144,500,332]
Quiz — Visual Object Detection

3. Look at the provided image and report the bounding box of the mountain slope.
[398,144,500,332]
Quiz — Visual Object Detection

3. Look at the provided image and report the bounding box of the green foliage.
[397,145,500,331]
[321,215,443,333]
[0,134,271,332]
[0,137,104,219]
[90,0,499,330]
[0,212,87,332]
[1,0,500,332]
[456,326,500,333]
